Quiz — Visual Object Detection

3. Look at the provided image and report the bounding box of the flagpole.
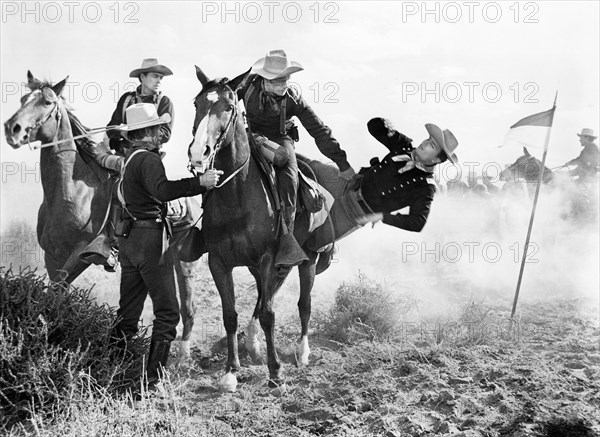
[511,92,558,319]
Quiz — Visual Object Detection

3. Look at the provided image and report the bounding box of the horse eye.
[226,105,234,112]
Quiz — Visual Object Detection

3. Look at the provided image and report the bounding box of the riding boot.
[315,243,336,275]
[275,206,309,268]
[146,340,171,391]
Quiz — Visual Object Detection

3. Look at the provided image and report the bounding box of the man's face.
[140,72,163,95]
[579,135,595,147]
[263,76,290,96]
[415,137,443,165]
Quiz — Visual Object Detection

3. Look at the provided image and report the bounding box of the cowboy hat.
[425,123,459,165]
[251,49,303,80]
[129,58,173,78]
[119,103,171,132]
[577,128,597,139]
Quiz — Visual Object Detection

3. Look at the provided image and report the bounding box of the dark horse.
[3,72,200,359]
[189,68,327,393]
[500,147,598,222]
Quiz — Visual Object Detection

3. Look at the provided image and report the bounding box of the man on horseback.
[238,49,356,269]
[565,128,599,183]
[307,117,458,270]
[106,58,175,155]
[113,103,221,393]
[80,59,175,271]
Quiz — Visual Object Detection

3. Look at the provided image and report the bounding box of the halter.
[190,83,249,189]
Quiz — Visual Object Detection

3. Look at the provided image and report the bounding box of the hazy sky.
[1,0,599,229]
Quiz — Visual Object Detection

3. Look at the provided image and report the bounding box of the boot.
[315,244,335,275]
[146,340,171,391]
[275,207,308,268]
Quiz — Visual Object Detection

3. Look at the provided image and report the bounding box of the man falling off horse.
[238,49,356,269]
[306,117,459,271]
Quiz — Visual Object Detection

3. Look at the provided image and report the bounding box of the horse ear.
[52,76,69,96]
[27,70,40,89]
[227,68,252,92]
[195,65,209,85]
[523,147,530,157]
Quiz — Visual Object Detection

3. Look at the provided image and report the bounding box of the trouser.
[303,159,374,251]
[115,226,180,342]
[271,136,298,232]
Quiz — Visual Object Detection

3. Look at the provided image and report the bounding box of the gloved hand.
[339,166,357,181]
[198,169,224,189]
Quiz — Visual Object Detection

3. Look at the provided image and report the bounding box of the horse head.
[500,147,553,183]
[188,66,249,174]
[4,71,68,149]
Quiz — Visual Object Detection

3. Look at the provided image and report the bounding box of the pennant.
[501,107,555,149]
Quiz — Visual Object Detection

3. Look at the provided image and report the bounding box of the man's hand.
[357,212,383,226]
[339,166,357,181]
[198,169,224,189]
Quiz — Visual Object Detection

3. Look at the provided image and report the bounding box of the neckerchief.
[258,82,283,114]
[392,151,435,174]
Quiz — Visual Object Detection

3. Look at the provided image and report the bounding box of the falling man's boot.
[275,206,309,268]
[146,339,171,392]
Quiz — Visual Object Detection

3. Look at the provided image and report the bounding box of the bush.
[318,273,418,344]
[0,269,148,430]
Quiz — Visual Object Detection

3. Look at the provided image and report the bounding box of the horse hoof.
[269,382,288,397]
[177,340,191,363]
[296,337,310,366]
[219,373,238,393]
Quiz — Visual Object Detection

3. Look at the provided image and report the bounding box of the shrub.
[0,269,148,430]
[318,273,418,344]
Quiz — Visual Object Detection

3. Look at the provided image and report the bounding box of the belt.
[131,218,163,229]
[353,182,374,215]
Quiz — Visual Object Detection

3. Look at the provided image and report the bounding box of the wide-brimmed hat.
[577,128,597,139]
[425,123,459,165]
[251,50,303,80]
[120,103,171,131]
[129,58,173,78]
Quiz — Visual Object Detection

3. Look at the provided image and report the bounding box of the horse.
[189,68,328,394]
[3,72,200,359]
[499,147,598,223]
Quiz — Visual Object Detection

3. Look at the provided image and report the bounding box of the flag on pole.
[501,107,556,149]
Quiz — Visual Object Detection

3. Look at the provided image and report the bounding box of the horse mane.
[65,108,96,150]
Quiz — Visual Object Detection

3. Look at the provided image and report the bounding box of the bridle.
[23,88,64,149]
[190,83,249,189]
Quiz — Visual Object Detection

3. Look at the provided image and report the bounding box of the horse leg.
[257,256,288,393]
[208,254,239,392]
[297,251,318,366]
[246,267,264,364]
[174,258,195,362]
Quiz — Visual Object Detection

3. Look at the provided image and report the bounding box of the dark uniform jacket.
[238,75,350,171]
[122,150,204,220]
[360,118,437,232]
[107,86,174,152]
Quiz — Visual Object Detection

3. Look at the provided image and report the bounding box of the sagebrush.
[0,269,148,430]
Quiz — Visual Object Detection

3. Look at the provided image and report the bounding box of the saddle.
[248,135,331,233]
